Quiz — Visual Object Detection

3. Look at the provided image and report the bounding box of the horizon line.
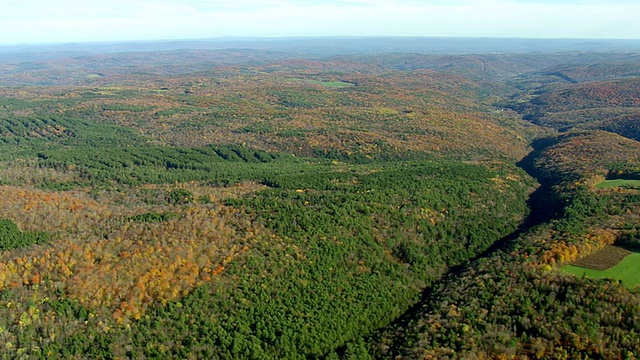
[3,35,640,48]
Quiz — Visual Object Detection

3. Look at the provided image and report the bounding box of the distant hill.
[589,113,640,141]
[4,37,640,58]
[530,78,640,112]
[0,49,296,86]
[524,130,640,183]
[507,77,640,138]
[3,39,640,85]
[0,57,533,161]
[509,57,640,89]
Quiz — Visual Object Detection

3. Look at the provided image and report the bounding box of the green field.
[563,252,640,289]
[290,78,355,88]
[595,179,640,189]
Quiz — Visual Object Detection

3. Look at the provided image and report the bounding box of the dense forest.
[0,38,639,358]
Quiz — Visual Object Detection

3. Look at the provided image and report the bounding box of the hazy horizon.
[1,0,639,45]
[3,35,640,48]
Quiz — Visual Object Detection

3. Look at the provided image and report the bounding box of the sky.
[1,0,639,45]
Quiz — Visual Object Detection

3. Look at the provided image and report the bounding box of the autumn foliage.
[0,183,269,320]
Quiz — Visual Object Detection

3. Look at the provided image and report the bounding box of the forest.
[0,38,639,358]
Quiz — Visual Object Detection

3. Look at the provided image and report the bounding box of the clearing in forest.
[595,179,640,189]
[289,78,355,88]
[562,246,640,289]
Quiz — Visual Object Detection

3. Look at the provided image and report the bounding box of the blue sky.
[1,0,638,44]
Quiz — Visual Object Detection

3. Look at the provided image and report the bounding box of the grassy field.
[290,78,355,88]
[595,179,640,189]
[563,251,640,289]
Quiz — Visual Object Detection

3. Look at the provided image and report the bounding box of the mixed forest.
[0,38,639,358]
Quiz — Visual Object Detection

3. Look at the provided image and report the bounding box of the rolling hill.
[0,39,639,358]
